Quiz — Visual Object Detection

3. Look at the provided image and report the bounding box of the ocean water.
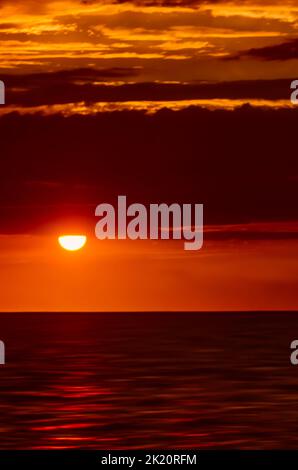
[0,312,297,449]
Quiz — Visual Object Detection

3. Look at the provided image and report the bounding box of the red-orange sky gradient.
[0,0,297,311]
[0,227,298,312]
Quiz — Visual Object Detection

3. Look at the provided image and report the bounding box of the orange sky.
[0,0,298,80]
[0,1,297,311]
[0,223,297,311]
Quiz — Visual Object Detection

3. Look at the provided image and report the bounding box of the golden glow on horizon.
[58,235,87,251]
[0,226,297,311]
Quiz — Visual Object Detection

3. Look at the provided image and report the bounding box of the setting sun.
[58,235,87,252]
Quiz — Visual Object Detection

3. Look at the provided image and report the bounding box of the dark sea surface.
[0,312,298,449]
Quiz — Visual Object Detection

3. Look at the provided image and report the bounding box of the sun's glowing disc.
[58,235,87,251]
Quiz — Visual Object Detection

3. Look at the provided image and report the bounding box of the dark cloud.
[207,227,298,241]
[2,67,139,86]
[0,0,217,9]
[110,0,211,6]
[92,0,296,6]
[1,0,295,9]
[231,38,298,61]
[0,106,297,233]
[1,69,294,106]
[0,23,17,29]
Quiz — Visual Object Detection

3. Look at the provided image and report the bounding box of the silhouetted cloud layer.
[0,106,297,233]
[233,39,298,61]
[2,69,294,106]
